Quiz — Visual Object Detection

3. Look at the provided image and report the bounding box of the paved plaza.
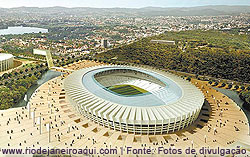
[0,60,249,156]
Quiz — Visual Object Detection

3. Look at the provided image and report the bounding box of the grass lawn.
[108,84,148,96]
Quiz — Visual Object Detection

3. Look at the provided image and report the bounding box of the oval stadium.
[64,65,204,134]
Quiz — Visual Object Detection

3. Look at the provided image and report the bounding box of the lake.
[14,70,62,108]
[0,26,48,35]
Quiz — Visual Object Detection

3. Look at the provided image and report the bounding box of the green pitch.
[108,84,148,96]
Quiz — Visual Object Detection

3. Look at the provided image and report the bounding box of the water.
[213,87,250,122]
[0,26,48,35]
[13,70,62,108]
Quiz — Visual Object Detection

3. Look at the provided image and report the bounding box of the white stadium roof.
[0,53,13,61]
[64,65,204,134]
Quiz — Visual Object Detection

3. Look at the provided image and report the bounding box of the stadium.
[64,65,204,134]
[0,53,14,72]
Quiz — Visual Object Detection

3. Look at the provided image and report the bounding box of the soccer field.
[108,84,148,96]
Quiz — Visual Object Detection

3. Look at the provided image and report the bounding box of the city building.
[64,65,204,135]
[101,39,108,48]
[150,40,175,45]
[0,53,14,72]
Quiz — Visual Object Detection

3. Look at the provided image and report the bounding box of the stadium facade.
[0,53,14,72]
[64,65,204,134]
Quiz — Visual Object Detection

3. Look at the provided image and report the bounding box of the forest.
[0,63,48,109]
[96,30,250,83]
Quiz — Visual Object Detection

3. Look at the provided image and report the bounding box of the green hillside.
[97,30,250,83]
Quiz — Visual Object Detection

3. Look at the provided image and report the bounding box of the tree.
[2,73,8,79]
[228,84,232,89]
[240,91,250,111]
[240,86,245,90]
[234,85,239,90]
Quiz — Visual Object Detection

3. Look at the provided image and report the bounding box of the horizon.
[0,0,249,9]
[1,4,250,9]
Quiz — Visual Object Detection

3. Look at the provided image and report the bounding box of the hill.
[0,5,249,17]
[96,30,250,83]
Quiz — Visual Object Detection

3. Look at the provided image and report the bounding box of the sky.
[0,0,249,8]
